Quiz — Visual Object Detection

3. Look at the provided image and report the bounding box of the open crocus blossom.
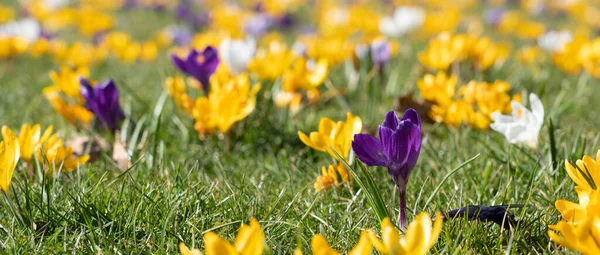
[1,124,53,162]
[219,37,256,75]
[352,109,421,228]
[298,112,362,161]
[368,212,443,255]
[0,134,19,195]
[549,152,600,254]
[36,134,89,176]
[171,46,219,92]
[80,78,125,132]
[490,93,544,149]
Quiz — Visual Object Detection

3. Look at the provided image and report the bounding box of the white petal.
[528,93,544,124]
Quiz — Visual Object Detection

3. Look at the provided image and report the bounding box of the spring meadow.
[2,0,600,254]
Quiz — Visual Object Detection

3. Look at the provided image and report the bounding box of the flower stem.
[397,185,407,230]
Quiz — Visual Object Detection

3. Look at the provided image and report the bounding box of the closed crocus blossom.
[203,218,264,255]
[0,135,19,195]
[490,93,544,149]
[368,212,443,255]
[1,124,53,162]
[379,6,425,38]
[80,78,125,132]
[219,37,256,75]
[352,109,421,228]
[171,46,219,92]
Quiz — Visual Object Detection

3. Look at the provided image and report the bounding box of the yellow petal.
[348,231,372,255]
[179,242,202,255]
[311,234,340,255]
[204,232,238,255]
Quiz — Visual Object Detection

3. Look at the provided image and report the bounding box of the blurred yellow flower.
[43,86,94,126]
[203,218,264,255]
[314,162,351,191]
[417,72,457,106]
[77,7,114,36]
[300,35,356,66]
[564,150,600,192]
[516,46,546,65]
[248,40,295,80]
[419,8,460,38]
[178,242,201,255]
[165,76,195,114]
[0,6,15,24]
[36,135,89,175]
[368,212,443,255]
[0,37,29,59]
[140,41,158,62]
[1,124,53,162]
[49,66,90,98]
[0,134,19,195]
[298,112,362,160]
[192,74,261,138]
[29,38,51,57]
[275,57,329,112]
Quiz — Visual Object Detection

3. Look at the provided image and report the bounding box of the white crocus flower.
[0,18,41,42]
[490,93,544,149]
[379,6,425,38]
[538,30,573,52]
[219,37,256,75]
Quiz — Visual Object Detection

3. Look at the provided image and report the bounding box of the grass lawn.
[1,2,600,255]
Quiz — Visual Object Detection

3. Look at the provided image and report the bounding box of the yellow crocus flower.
[164,76,195,114]
[314,163,350,192]
[140,41,158,62]
[0,6,14,24]
[368,212,443,255]
[1,124,53,162]
[248,40,296,80]
[0,134,19,195]
[43,86,94,126]
[548,216,600,255]
[417,72,457,106]
[203,218,264,255]
[49,66,90,98]
[191,74,261,139]
[298,112,362,160]
[36,135,89,175]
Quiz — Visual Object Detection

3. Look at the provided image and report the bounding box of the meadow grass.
[2,10,600,255]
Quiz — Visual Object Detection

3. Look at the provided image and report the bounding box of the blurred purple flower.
[484,8,504,27]
[352,109,422,228]
[244,13,272,37]
[171,46,219,92]
[371,39,391,66]
[80,78,125,132]
[166,25,192,46]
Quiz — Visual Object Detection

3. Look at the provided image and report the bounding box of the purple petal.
[378,126,393,161]
[79,78,94,101]
[352,134,388,167]
[171,53,188,73]
[381,111,399,130]
[401,108,421,128]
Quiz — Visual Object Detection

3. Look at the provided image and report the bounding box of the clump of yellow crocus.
[298,113,362,191]
[0,134,19,195]
[36,134,90,176]
[1,124,53,162]
[418,73,520,130]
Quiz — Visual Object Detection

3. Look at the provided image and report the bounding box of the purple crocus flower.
[244,13,272,37]
[371,40,391,67]
[351,109,422,228]
[171,46,219,92]
[80,78,125,133]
